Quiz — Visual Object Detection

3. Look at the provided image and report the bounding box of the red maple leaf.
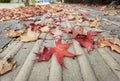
[75,31,101,51]
[35,47,53,62]
[49,38,80,68]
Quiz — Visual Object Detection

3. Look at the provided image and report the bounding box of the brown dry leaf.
[96,37,109,48]
[0,56,16,75]
[67,15,75,21]
[104,11,117,16]
[89,17,100,28]
[108,38,120,46]
[20,28,40,42]
[6,28,25,38]
[71,26,84,38]
[105,21,112,26]
[76,17,88,23]
[110,44,120,53]
[97,38,120,54]
[40,26,50,33]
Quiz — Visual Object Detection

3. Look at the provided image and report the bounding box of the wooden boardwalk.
[0,4,120,81]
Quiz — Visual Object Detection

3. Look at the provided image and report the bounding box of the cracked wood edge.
[72,39,98,81]
[97,48,120,80]
[14,40,43,81]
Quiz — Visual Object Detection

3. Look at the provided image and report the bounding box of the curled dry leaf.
[40,26,50,33]
[0,56,16,75]
[76,17,88,23]
[20,28,40,42]
[89,17,100,28]
[6,28,25,38]
[67,15,75,21]
[109,38,120,46]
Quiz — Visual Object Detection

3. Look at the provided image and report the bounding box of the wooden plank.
[49,54,62,81]
[72,39,98,81]
[105,47,120,64]
[0,35,12,49]
[0,42,35,81]
[0,40,19,57]
[63,39,83,81]
[86,49,120,81]
[97,47,120,79]
[4,41,23,58]
[14,40,43,81]
[28,39,54,81]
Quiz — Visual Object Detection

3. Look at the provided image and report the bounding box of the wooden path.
[0,4,120,81]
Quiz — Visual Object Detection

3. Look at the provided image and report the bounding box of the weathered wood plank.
[97,47,120,79]
[14,40,43,81]
[28,39,54,81]
[86,49,120,81]
[72,39,98,81]
[0,35,12,49]
[105,47,120,64]
[5,41,23,58]
[0,42,35,81]
[63,39,83,81]
[0,40,19,57]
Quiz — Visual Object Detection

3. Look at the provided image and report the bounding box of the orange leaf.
[97,38,120,54]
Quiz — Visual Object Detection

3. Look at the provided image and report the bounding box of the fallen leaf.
[35,47,52,62]
[0,56,16,75]
[76,16,88,23]
[60,27,72,33]
[71,26,84,38]
[104,11,117,16]
[98,6,107,11]
[49,38,80,68]
[75,31,101,51]
[29,23,45,31]
[40,26,50,33]
[67,15,75,21]
[89,17,100,28]
[97,38,120,53]
[20,28,40,42]
[6,28,25,38]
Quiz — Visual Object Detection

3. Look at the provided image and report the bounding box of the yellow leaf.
[20,28,40,42]
[40,26,50,33]
[0,56,16,75]
[6,28,25,38]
